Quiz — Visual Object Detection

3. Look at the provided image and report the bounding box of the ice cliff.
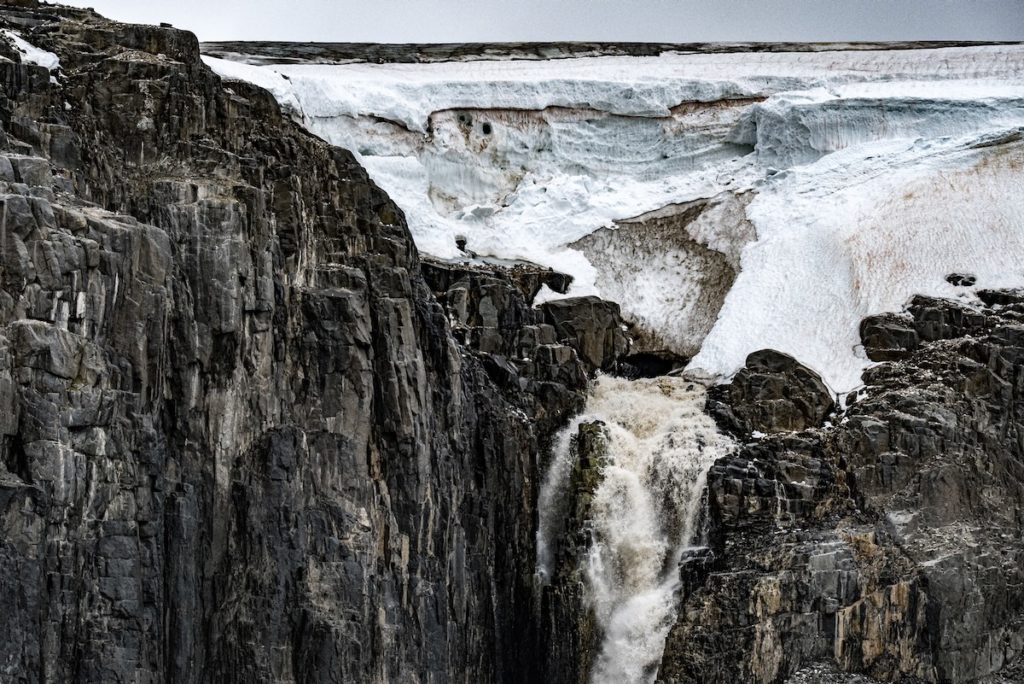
[205,45,1024,393]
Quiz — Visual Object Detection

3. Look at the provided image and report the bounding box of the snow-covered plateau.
[204,45,1024,393]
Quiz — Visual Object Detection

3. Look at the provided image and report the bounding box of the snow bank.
[689,129,1024,392]
[2,29,59,71]
[340,106,753,298]
[211,44,1024,392]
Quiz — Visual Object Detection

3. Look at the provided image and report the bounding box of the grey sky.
[60,0,1024,43]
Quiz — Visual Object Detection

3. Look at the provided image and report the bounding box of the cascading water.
[537,375,734,683]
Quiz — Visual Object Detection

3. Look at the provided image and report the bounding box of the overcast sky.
[59,0,1024,43]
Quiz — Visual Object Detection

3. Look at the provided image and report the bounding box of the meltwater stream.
[537,376,734,683]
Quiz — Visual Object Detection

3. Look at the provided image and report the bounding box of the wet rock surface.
[539,421,608,684]
[0,5,626,683]
[615,350,689,379]
[658,290,1024,683]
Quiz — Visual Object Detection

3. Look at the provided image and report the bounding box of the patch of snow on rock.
[3,29,60,71]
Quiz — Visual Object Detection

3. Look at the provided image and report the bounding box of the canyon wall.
[0,4,625,682]
[3,4,1024,684]
[660,291,1024,683]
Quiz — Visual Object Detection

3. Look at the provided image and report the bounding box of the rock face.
[659,291,1024,683]
[420,256,573,306]
[859,313,920,361]
[538,421,608,684]
[0,5,626,683]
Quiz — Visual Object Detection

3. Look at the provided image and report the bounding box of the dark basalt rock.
[708,349,835,436]
[559,421,609,576]
[860,313,919,361]
[978,288,1024,308]
[539,420,608,684]
[907,294,987,341]
[0,5,626,683]
[539,295,630,372]
[615,350,689,379]
[658,289,1024,683]
[945,272,976,287]
[4,5,1024,684]
[420,256,573,305]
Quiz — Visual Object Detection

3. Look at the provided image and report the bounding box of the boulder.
[859,313,919,361]
[539,295,629,372]
[709,349,835,436]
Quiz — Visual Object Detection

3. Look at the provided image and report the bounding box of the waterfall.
[537,375,734,683]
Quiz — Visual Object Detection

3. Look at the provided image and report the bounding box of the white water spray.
[537,375,734,683]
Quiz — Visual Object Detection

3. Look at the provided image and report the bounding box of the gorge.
[1,3,1024,683]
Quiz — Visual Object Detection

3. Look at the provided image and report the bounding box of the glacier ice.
[204,45,1024,392]
[734,81,1024,166]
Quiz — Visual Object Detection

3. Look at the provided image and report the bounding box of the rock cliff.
[659,291,1024,683]
[0,4,624,682]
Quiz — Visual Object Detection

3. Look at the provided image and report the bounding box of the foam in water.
[537,376,734,683]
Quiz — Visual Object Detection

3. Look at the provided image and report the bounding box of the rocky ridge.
[200,41,1017,66]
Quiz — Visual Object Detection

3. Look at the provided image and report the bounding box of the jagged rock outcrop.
[418,259,622,438]
[0,5,626,683]
[659,291,1024,683]
[859,313,920,362]
[420,257,573,305]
